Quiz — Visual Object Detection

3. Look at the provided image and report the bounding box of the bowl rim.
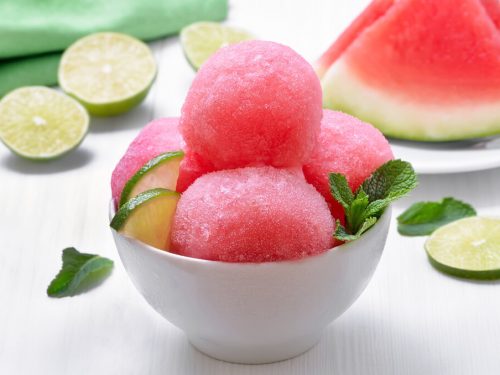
[109,199,391,268]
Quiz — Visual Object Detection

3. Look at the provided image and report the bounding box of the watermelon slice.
[317,0,500,141]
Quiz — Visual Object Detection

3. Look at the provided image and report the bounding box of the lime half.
[59,32,157,116]
[0,86,89,160]
[181,22,253,70]
[111,188,180,250]
[425,216,500,280]
[119,150,184,207]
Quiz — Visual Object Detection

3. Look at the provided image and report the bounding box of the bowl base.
[187,330,323,364]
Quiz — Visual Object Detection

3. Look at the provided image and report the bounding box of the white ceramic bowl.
[110,203,391,364]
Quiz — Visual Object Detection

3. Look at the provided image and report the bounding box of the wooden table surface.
[1,1,499,374]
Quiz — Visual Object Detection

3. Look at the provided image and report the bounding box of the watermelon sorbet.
[180,40,323,170]
[170,166,335,263]
[303,110,393,221]
[111,40,397,264]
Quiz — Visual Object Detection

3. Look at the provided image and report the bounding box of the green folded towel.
[0,0,228,96]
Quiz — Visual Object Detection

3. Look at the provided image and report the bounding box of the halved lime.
[181,22,253,70]
[59,32,157,116]
[119,150,184,207]
[425,216,500,280]
[111,188,179,250]
[0,86,89,160]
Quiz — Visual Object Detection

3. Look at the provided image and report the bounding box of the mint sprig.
[330,159,417,242]
[47,247,114,298]
[362,159,417,202]
[397,197,476,236]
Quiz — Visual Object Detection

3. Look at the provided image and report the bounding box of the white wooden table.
[1,1,499,374]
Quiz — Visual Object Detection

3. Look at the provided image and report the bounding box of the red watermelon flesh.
[481,0,500,29]
[316,0,394,78]
[345,0,500,104]
[318,0,500,141]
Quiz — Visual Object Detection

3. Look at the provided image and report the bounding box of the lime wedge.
[119,150,184,207]
[0,86,89,160]
[111,188,179,250]
[59,32,157,116]
[181,22,253,70]
[425,216,500,280]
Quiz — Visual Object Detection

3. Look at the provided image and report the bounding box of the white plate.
[390,138,500,174]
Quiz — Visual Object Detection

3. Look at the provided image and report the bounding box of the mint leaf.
[364,198,391,218]
[329,173,354,210]
[333,217,378,242]
[329,159,418,242]
[355,217,377,237]
[346,188,369,231]
[47,247,114,298]
[333,221,359,242]
[362,160,417,203]
[397,197,476,236]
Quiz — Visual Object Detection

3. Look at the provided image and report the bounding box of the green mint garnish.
[397,197,476,236]
[47,247,113,298]
[328,173,354,209]
[361,159,417,203]
[330,159,417,242]
[334,216,378,242]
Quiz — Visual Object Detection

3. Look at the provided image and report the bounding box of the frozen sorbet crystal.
[171,166,334,262]
[303,110,393,221]
[180,40,323,169]
[176,150,215,193]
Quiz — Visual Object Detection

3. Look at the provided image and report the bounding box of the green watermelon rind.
[322,62,500,142]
